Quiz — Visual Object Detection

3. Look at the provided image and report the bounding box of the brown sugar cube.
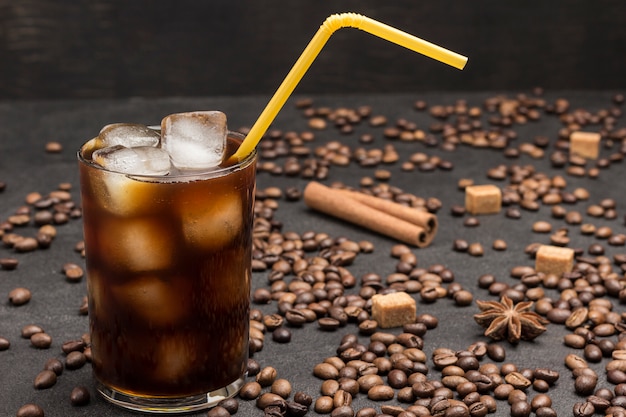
[535,245,574,276]
[465,184,501,215]
[371,291,416,329]
[570,131,601,159]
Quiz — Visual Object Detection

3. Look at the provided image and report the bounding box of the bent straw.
[231,12,468,161]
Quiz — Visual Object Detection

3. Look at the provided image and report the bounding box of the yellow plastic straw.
[231,12,468,161]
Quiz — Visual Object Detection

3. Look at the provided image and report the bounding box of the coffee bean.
[464,217,480,227]
[256,392,285,410]
[293,391,313,407]
[30,332,52,349]
[45,141,63,153]
[318,317,341,331]
[0,336,10,351]
[9,287,31,305]
[34,369,57,389]
[572,401,595,417]
[65,351,87,370]
[0,257,18,270]
[16,404,45,417]
[239,381,262,400]
[272,327,292,343]
[368,385,394,401]
[285,401,309,417]
[43,358,63,376]
[270,378,292,399]
[69,386,90,406]
[314,396,334,413]
[206,406,229,417]
[486,344,506,362]
[63,263,84,282]
[468,243,484,257]
[256,366,278,386]
[14,237,38,252]
[21,324,44,338]
[510,400,532,417]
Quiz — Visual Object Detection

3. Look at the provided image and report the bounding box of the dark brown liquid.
[79,137,254,397]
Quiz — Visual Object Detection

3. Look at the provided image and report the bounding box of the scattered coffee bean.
[0,257,18,270]
[206,406,230,417]
[34,369,57,389]
[0,336,10,350]
[16,404,45,417]
[9,287,32,306]
[272,327,292,343]
[69,386,90,406]
[30,332,52,349]
[256,366,278,386]
[65,351,87,370]
[239,381,262,400]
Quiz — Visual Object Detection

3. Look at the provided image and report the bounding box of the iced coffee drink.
[77,111,255,413]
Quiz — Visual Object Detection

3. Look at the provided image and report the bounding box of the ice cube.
[89,170,164,216]
[93,145,171,175]
[179,192,243,251]
[161,111,227,170]
[98,123,160,148]
[97,218,176,272]
[151,334,199,383]
[113,275,190,328]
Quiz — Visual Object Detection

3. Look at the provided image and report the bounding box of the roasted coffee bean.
[464,217,480,227]
[34,369,57,389]
[14,237,38,252]
[293,391,313,407]
[61,339,85,354]
[486,344,505,362]
[43,358,63,376]
[314,362,339,380]
[453,239,469,252]
[286,401,309,417]
[368,384,395,401]
[271,378,292,398]
[572,402,595,417]
[564,334,586,349]
[257,366,278,386]
[16,404,45,417]
[272,327,292,343]
[69,386,90,406]
[0,257,18,270]
[285,309,307,326]
[217,397,239,414]
[207,406,230,417]
[30,332,52,349]
[239,381,262,400]
[21,324,44,338]
[63,263,84,282]
[9,287,31,305]
[65,351,87,370]
[468,243,484,256]
[314,396,334,413]
[256,392,285,410]
[0,336,10,351]
[574,374,597,395]
[510,400,532,417]
[533,368,559,385]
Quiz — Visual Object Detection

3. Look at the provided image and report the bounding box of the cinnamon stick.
[338,189,438,235]
[303,182,435,247]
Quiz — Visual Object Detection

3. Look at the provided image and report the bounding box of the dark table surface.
[1,91,626,416]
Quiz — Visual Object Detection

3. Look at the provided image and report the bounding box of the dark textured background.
[1,91,625,416]
[1,0,626,98]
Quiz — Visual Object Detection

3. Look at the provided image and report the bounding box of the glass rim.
[77,130,256,182]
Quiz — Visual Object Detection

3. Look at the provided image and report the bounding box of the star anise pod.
[474,295,549,344]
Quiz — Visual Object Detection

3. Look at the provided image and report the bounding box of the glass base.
[95,376,245,414]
